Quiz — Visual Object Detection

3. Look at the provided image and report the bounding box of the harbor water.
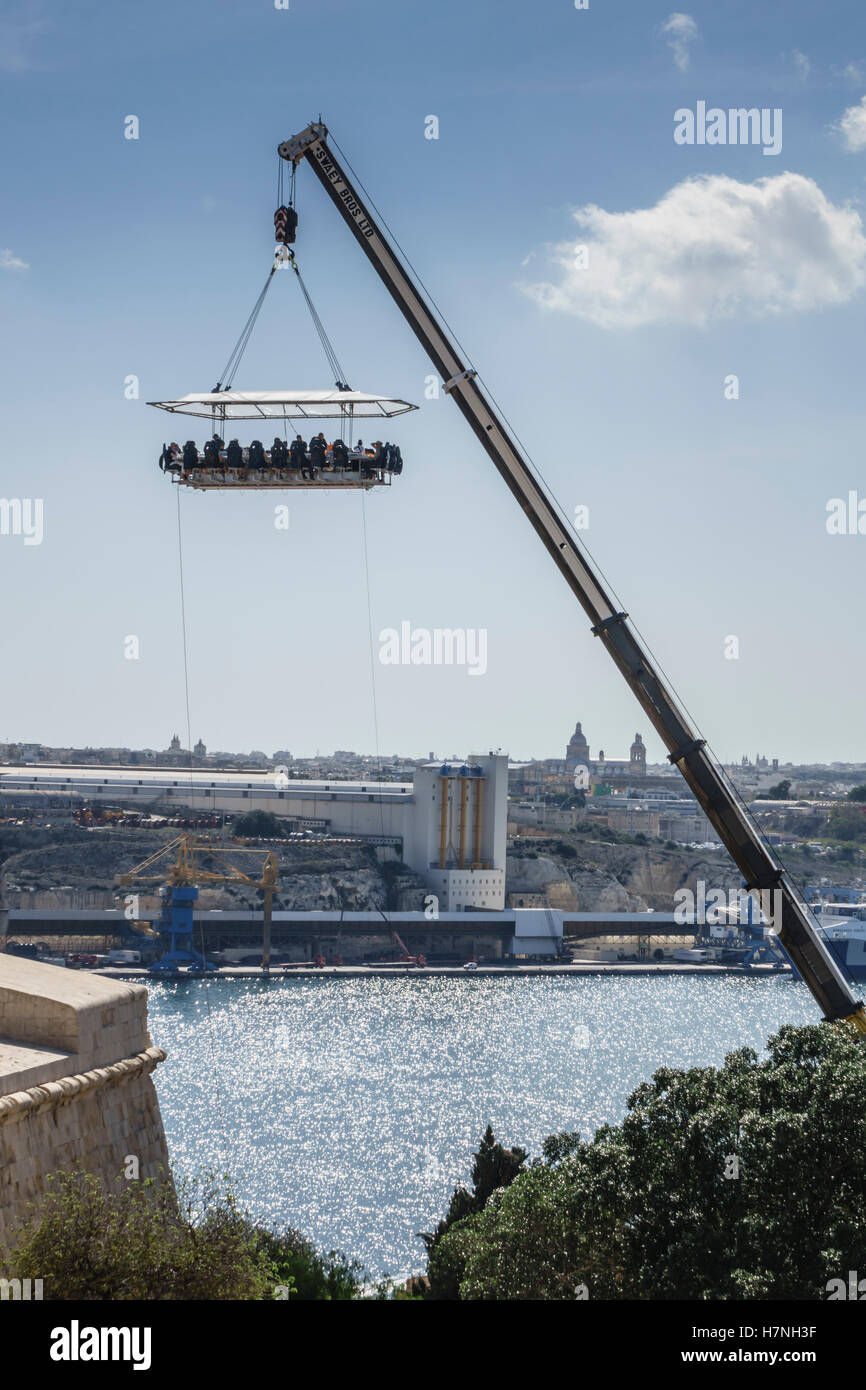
[147,973,817,1279]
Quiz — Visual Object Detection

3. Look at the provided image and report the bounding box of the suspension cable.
[212,263,279,392]
[174,487,234,1176]
[215,160,349,401]
[288,253,351,390]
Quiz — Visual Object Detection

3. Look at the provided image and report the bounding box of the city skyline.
[1,726,861,773]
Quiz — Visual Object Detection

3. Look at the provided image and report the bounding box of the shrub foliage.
[425,1024,866,1300]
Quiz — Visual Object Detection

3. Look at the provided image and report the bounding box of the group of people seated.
[159,433,403,479]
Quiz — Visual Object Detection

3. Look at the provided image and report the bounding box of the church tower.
[630,732,646,775]
[566,721,591,773]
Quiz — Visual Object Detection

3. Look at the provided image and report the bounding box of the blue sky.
[1,0,865,764]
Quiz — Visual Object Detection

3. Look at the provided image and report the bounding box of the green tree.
[2,1171,269,1301]
[848,785,866,803]
[233,810,284,838]
[253,1226,365,1300]
[828,803,866,842]
[427,1023,866,1300]
[420,1125,527,1299]
[757,779,791,800]
[2,1170,371,1301]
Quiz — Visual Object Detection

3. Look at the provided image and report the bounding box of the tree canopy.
[233,809,284,838]
[425,1023,866,1300]
[828,803,866,842]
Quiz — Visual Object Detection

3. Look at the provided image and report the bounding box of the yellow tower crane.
[116,834,279,975]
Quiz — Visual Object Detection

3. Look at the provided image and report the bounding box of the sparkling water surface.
[147,974,816,1278]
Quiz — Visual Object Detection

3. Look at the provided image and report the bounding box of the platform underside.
[171,467,391,491]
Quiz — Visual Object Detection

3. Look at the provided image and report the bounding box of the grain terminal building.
[0,755,508,913]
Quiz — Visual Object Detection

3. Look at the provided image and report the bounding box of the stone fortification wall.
[0,956,170,1247]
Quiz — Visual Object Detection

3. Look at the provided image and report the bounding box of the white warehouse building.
[0,754,509,912]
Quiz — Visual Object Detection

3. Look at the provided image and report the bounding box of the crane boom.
[279,121,864,1029]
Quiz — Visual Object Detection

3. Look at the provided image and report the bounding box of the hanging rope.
[288,254,351,391]
[213,155,350,406]
[277,158,296,218]
[359,489,396,934]
[210,251,350,397]
[174,487,234,1175]
[212,264,278,393]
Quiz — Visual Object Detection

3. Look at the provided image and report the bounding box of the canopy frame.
[148,389,418,422]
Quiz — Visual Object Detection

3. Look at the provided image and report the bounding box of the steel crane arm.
[116,835,189,884]
[117,836,276,891]
[279,120,864,1030]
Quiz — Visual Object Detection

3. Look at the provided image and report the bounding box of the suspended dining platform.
[149,389,416,491]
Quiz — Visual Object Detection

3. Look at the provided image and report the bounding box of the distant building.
[564,720,646,788]
[595,734,646,784]
[565,721,591,775]
[403,756,508,912]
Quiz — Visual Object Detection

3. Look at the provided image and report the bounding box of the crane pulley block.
[274,205,298,245]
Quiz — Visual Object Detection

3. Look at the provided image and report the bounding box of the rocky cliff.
[0,828,431,913]
[507,836,741,912]
[0,822,849,917]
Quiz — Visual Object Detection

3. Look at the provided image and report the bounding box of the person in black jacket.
[271,438,288,469]
[309,434,326,472]
[203,434,224,467]
[159,442,181,473]
[248,439,266,470]
[182,441,199,471]
[332,439,349,470]
[226,439,244,470]
[290,435,307,474]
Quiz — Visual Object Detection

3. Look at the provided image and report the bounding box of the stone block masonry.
[0,955,170,1248]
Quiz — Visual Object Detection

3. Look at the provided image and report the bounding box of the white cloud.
[661,13,698,73]
[843,62,863,84]
[792,49,810,81]
[0,248,28,271]
[521,173,866,329]
[834,94,866,151]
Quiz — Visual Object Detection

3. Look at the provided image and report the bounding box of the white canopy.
[148,389,418,421]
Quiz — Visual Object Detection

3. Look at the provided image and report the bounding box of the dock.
[97,961,790,982]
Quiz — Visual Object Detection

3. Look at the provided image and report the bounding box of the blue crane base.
[147,884,218,975]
